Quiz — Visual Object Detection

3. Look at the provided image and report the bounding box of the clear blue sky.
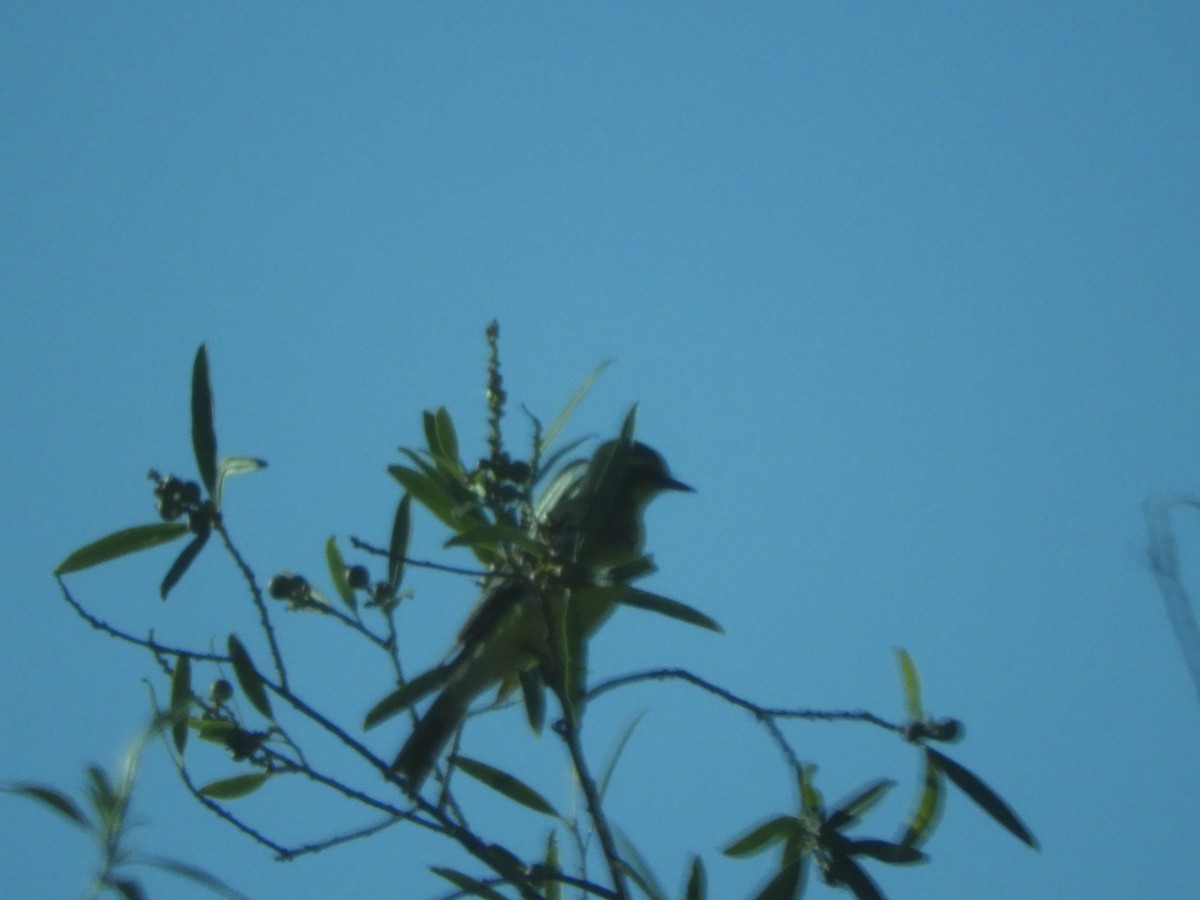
[3,3,1198,898]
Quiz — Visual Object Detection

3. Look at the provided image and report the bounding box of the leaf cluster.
[36,327,1037,899]
[5,722,248,900]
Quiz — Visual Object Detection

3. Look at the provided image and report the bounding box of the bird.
[390,438,692,795]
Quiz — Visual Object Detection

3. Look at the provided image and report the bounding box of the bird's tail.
[390,683,471,796]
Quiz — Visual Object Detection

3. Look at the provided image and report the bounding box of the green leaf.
[388,464,449,518]
[826,853,883,900]
[159,530,209,599]
[531,436,589,488]
[430,867,508,900]
[896,647,923,722]
[325,536,355,611]
[555,586,584,723]
[363,666,452,730]
[387,493,413,594]
[518,667,546,735]
[723,815,798,858]
[398,449,490,531]
[444,522,545,557]
[108,877,148,900]
[169,657,191,754]
[542,831,562,900]
[191,344,218,497]
[928,747,1038,848]
[684,856,707,900]
[196,718,239,741]
[198,772,270,800]
[217,455,267,477]
[214,455,266,511]
[422,410,439,457]
[826,778,896,831]
[85,764,119,822]
[842,839,925,865]
[423,408,462,469]
[618,588,722,633]
[751,857,804,900]
[797,764,823,819]
[55,523,189,575]
[137,854,252,900]
[618,404,639,444]
[604,554,658,584]
[452,756,560,818]
[899,750,944,849]
[597,710,647,800]
[540,359,611,452]
[388,463,486,549]
[614,825,667,900]
[3,783,90,830]
[226,635,273,719]
[435,407,460,465]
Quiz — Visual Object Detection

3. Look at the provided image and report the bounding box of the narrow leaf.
[827,853,884,900]
[226,635,273,719]
[684,856,707,900]
[518,667,546,735]
[85,765,118,820]
[387,493,412,594]
[542,831,562,900]
[214,455,266,510]
[170,657,191,754]
[928,747,1038,848]
[137,854,252,900]
[199,772,270,800]
[826,778,896,830]
[434,407,460,465]
[430,867,508,900]
[452,756,560,818]
[445,522,545,556]
[598,710,647,800]
[540,360,611,452]
[388,465,459,529]
[531,436,589,488]
[422,410,442,460]
[896,647,923,722]
[797,764,823,819]
[604,554,657,584]
[363,666,452,730]
[55,523,189,575]
[752,857,804,900]
[325,536,355,610]
[899,750,944,848]
[159,530,209,599]
[843,838,925,865]
[614,826,667,900]
[619,588,722,633]
[4,784,90,830]
[191,344,218,496]
[723,815,798,858]
[217,455,267,478]
[109,877,148,900]
[618,404,639,444]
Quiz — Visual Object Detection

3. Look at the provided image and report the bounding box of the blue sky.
[3,3,1199,898]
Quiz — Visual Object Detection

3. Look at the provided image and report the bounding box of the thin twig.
[555,714,629,900]
[215,522,288,691]
[349,537,487,578]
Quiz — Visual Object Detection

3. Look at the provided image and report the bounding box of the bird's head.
[539,439,691,570]
[604,441,693,501]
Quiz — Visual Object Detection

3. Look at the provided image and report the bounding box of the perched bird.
[390,439,692,794]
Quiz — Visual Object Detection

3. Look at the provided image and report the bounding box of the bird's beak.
[664,475,695,493]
